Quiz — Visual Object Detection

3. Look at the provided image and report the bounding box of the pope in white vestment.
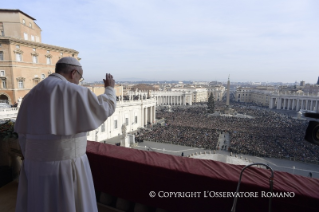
[14,57,116,212]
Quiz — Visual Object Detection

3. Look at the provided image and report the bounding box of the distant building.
[251,82,262,85]
[0,9,79,104]
[235,87,252,103]
[172,87,208,102]
[207,85,225,101]
[84,84,123,96]
[300,81,306,87]
[235,86,276,106]
[193,81,209,85]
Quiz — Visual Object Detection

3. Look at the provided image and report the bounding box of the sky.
[2,0,319,82]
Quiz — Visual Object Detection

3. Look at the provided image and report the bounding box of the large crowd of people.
[135,102,319,163]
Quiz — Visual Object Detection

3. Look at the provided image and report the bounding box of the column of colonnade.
[140,106,157,125]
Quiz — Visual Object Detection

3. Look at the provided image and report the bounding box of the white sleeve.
[95,86,116,118]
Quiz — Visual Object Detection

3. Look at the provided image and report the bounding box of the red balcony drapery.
[87,141,319,212]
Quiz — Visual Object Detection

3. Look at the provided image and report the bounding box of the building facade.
[235,87,276,106]
[87,98,156,142]
[0,9,79,104]
[207,85,225,101]
[171,88,208,103]
[235,87,252,103]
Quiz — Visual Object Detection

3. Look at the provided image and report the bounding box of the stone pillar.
[153,106,156,123]
[145,107,148,126]
[288,99,291,110]
[278,98,281,109]
[316,101,318,112]
[306,100,308,110]
[283,99,286,110]
[292,99,295,110]
[270,98,275,109]
[141,107,144,127]
[310,100,313,110]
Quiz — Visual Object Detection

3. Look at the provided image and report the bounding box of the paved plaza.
[130,140,319,179]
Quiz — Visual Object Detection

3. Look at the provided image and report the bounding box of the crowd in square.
[135,102,319,163]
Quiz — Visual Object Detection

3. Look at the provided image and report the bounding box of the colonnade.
[141,105,156,127]
[155,95,191,106]
[269,95,319,112]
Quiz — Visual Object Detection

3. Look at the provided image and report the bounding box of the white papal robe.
[14,73,116,212]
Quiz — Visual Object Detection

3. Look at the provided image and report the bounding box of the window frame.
[32,55,38,63]
[46,57,51,65]
[18,80,24,89]
[2,79,6,89]
[16,53,22,62]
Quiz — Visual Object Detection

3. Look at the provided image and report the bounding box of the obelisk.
[226,75,230,107]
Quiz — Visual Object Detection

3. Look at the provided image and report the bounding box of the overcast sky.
[3,0,319,82]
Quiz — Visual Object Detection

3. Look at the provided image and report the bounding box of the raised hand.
[103,73,115,88]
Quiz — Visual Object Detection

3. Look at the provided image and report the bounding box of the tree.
[207,93,215,113]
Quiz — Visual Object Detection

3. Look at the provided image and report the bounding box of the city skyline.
[3,0,319,83]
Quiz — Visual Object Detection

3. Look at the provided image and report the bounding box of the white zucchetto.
[56,57,82,67]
